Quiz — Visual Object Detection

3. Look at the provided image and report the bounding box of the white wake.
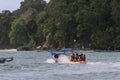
[45,55,70,63]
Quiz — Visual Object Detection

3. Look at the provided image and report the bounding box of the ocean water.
[0,50,120,80]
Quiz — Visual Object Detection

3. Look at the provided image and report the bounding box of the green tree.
[36,11,48,45]
[89,0,112,49]
[46,0,77,48]
[0,11,14,48]
[9,19,29,46]
[20,0,47,14]
[111,0,120,49]
[75,0,91,48]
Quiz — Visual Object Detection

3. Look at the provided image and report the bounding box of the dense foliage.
[0,0,120,50]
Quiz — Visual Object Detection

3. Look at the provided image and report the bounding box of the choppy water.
[0,50,120,80]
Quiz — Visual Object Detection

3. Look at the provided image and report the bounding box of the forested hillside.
[0,0,120,50]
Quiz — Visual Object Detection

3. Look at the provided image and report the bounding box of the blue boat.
[48,48,73,55]
[0,57,14,63]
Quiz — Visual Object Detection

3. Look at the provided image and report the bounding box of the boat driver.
[54,54,59,63]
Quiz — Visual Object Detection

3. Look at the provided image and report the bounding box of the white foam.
[0,49,17,52]
[45,55,70,63]
[45,58,55,63]
[88,62,108,65]
[58,55,70,63]
[111,62,120,68]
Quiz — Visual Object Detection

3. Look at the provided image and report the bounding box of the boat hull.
[69,61,86,64]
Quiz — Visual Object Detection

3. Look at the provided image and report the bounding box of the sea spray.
[58,55,70,63]
[111,62,120,69]
[45,55,70,63]
[45,58,55,63]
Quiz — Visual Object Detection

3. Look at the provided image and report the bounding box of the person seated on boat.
[83,54,86,61]
[53,54,59,63]
[70,53,75,61]
[80,54,86,62]
[71,53,79,62]
[80,53,83,59]
[75,53,79,62]
[78,55,82,62]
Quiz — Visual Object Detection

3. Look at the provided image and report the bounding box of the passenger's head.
[76,53,78,56]
[81,53,83,56]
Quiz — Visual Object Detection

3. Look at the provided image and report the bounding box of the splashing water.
[58,55,70,63]
[45,58,55,63]
[45,55,70,63]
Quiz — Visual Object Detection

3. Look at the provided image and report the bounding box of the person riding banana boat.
[70,53,86,64]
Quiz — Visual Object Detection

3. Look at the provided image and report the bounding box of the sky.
[0,0,50,12]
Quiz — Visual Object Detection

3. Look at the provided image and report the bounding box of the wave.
[0,49,17,52]
[45,58,56,63]
[88,61,120,65]
[45,55,120,71]
[45,55,70,64]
